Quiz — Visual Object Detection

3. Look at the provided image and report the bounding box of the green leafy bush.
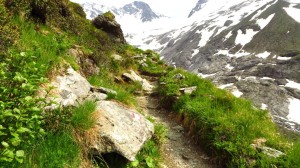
[0,51,47,164]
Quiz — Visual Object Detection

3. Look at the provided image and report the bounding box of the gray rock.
[67,46,99,76]
[91,86,117,95]
[275,79,288,85]
[251,144,285,158]
[172,125,185,132]
[92,13,126,43]
[179,86,197,94]
[46,67,91,108]
[86,92,108,101]
[285,87,300,100]
[173,73,185,80]
[91,101,154,161]
[111,54,123,61]
[122,70,154,92]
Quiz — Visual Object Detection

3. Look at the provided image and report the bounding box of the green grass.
[157,68,298,167]
[88,69,141,106]
[71,101,97,130]
[286,143,300,167]
[130,124,167,168]
[13,17,71,67]
[22,130,80,168]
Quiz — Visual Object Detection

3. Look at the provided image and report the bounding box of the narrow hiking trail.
[137,80,217,168]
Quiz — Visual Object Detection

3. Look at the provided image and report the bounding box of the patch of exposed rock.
[67,45,99,76]
[89,101,154,161]
[92,13,126,43]
[122,70,154,93]
[39,67,154,161]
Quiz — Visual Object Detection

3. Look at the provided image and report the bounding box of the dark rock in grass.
[251,144,285,158]
[91,86,117,95]
[92,13,126,43]
[90,101,154,161]
[179,86,197,95]
[173,73,185,80]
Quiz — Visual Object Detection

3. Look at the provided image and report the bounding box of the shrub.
[70,2,86,18]
[0,51,47,164]
[103,11,115,21]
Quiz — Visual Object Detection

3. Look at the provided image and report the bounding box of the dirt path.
[137,94,216,168]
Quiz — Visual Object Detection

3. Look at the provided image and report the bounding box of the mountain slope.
[144,0,300,131]
[188,0,207,18]
[114,1,161,22]
[74,1,163,22]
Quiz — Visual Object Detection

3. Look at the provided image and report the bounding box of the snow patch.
[198,73,216,78]
[287,98,300,124]
[256,51,271,59]
[256,14,275,29]
[218,83,234,89]
[285,80,300,90]
[284,6,300,23]
[235,29,258,46]
[216,49,251,58]
[261,103,268,110]
[277,56,291,60]
[232,89,243,97]
[191,49,200,58]
[244,76,257,80]
[225,64,234,70]
[198,29,215,47]
[261,77,274,80]
[225,31,232,40]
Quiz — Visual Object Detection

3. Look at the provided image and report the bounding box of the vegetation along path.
[137,78,216,168]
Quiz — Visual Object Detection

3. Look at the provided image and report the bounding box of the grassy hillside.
[0,0,299,167]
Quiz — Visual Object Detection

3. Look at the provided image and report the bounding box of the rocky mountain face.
[144,0,300,132]
[76,1,163,22]
[72,0,165,46]
[114,1,161,22]
[188,0,207,18]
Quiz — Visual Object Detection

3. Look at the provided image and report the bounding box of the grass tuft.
[71,101,97,130]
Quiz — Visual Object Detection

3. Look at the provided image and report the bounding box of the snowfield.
[284,3,300,23]
[287,98,300,124]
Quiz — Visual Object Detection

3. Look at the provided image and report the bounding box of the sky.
[70,0,199,18]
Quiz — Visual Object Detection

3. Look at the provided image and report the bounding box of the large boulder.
[40,67,113,109]
[89,101,154,161]
[92,12,126,43]
[48,67,91,108]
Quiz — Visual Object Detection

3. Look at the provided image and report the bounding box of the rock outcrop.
[67,45,99,76]
[47,67,91,108]
[122,70,154,93]
[41,67,153,161]
[89,101,154,161]
[92,13,126,43]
